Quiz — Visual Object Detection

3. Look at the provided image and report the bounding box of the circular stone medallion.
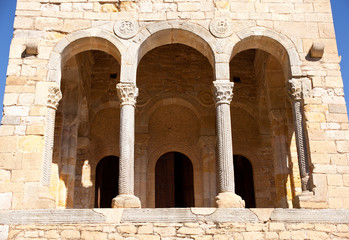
[209,18,233,38]
[114,20,139,39]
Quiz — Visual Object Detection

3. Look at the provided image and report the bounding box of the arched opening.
[234,155,256,208]
[229,45,297,208]
[52,47,121,208]
[155,152,194,208]
[95,156,119,208]
[137,42,212,207]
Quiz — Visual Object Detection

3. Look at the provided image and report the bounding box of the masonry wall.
[1,208,349,240]
[0,0,348,210]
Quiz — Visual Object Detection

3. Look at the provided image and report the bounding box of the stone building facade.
[1,0,349,214]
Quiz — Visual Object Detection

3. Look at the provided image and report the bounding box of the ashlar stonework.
[1,0,349,238]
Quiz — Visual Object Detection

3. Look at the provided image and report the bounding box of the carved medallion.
[114,20,138,39]
[209,18,233,38]
[198,90,214,106]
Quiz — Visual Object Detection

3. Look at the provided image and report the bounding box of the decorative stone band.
[116,83,139,106]
[42,86,62,186]
[212,81,234,106]
[1,208,348,225]
[287,78,311,192]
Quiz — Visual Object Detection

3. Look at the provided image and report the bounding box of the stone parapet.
[1,208,349,239]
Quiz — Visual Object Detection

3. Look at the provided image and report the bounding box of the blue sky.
[0,0,348,122]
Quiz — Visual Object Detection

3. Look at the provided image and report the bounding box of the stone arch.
[228,27,302,79]
[136,21,221,65]
[46,28,126,87]
[89,100,120,124]
[147,143,202,208]
[139,96,203,129]
[127,21,221,84]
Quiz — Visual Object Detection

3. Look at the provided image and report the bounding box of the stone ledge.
[271,209,349,223]
[0,208,349,225]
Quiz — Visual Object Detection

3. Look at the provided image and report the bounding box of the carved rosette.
[114,20,138,39]
[287,79,302,101]
[116,83,139,106]
[209,18,234,38]
[47,86,62,110]
[212,82,234,105]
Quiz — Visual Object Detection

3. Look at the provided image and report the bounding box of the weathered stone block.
[0,193,12,210]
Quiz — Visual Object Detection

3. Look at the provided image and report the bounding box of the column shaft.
[119,104,135,195]
[216,103,234,193]
[42,86,62,187]
[212,81,244,208]
[292,100,310,191]
[288,78,311,192]
[113,83,141,208]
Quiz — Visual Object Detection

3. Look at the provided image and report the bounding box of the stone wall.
[1,0,348,210]
[1,208,349,239]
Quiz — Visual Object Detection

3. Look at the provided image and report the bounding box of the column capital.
[47,86,62,110]
[212,81,234,105]
[287,78,302,101]
[116,83,139,106]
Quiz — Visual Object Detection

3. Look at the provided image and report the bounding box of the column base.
[215,192,245,208]
[293,191,327,209]
[112,194,141,208]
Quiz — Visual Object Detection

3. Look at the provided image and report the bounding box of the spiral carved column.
[288,79,311,193]
[112,83,141,208]
[212,81,245,208]
[42,86,62,187]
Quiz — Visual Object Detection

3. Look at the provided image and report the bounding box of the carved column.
[212,81,245,208]
[112,83,141,208]
[42,86,62,186]
[288,79,311,193]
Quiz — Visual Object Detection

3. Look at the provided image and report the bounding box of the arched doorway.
[155,152,194,208]
[234,155,256,208]
[95,156,119,208]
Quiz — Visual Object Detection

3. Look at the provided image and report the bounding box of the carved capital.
[287,79,302,101]
[212,81,234,105]
[47,86,62,110]
[116,83,139,106]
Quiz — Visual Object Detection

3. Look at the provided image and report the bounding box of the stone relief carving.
[198,90,214,106]
[114,20,139,39]
[116,83,139,106]
[212,82,234,105]
[47,86,62,110]
[209,18,234,38]
[287,78,302,101]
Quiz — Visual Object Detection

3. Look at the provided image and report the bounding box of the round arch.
[227,27,302,79]
[147,143,203,208]
[134,20,222,67]
[46,28,126,87]
[125,21,222,84]
[139,96,204,128]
